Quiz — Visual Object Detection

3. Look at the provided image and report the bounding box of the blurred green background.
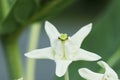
[0,0,120,80]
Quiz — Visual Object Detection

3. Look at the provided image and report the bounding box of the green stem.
[26,22,42,80]
[107,46,120,66]
[1,36,23,80]
[99,46,120,72]
[0,0,10,19]
[64,70,69,80]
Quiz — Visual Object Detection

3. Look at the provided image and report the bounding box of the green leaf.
[0,0,10,22]
[0,0,75,35]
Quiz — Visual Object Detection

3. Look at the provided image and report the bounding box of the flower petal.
[16,77,23,80]
[24,47,54,60]
[97,61,119,79]
[71,23,92,47]
[64,38,79,59]
[73,49,101,61]
[52,39,65,60]
[45,21,60,44]
[55,60,72,77]
[79,68,103,80]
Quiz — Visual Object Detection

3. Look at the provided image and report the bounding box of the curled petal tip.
[89,23,92,26]
[24,52,35,58]
[45,21,50,25]
[78,68,91,79]
[97,61,108,68]
[96,55,101,60]
[87,54,101,61]
[24,53,31,58]
[78,68,86,74]
[97,61,104,64]
[85,23,92,31]
[56,73,64,77]
[45,21,50,28]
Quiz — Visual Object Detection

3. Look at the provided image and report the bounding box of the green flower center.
[58,33,68,41]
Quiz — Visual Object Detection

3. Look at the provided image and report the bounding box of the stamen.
[58,33,68,41]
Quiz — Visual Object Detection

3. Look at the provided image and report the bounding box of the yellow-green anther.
[58,33,68,41]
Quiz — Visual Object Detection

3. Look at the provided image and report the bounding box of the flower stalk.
[64,70,69,80]
[107,46,120,66]
[26,22,42,80]
[1,35,22,80]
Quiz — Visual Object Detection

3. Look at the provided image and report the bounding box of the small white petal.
[97,61,119,79]
[25,47,54,60]
[55,60,72,77]
[52,39,65,59]
[45,21,60,44]
[79,68,103,80]
[73,49,101,61]
[71,23,92,47]
[64,38,79,59]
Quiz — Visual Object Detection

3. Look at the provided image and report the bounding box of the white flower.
[79,61,119,80]
[25,21,101,77]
